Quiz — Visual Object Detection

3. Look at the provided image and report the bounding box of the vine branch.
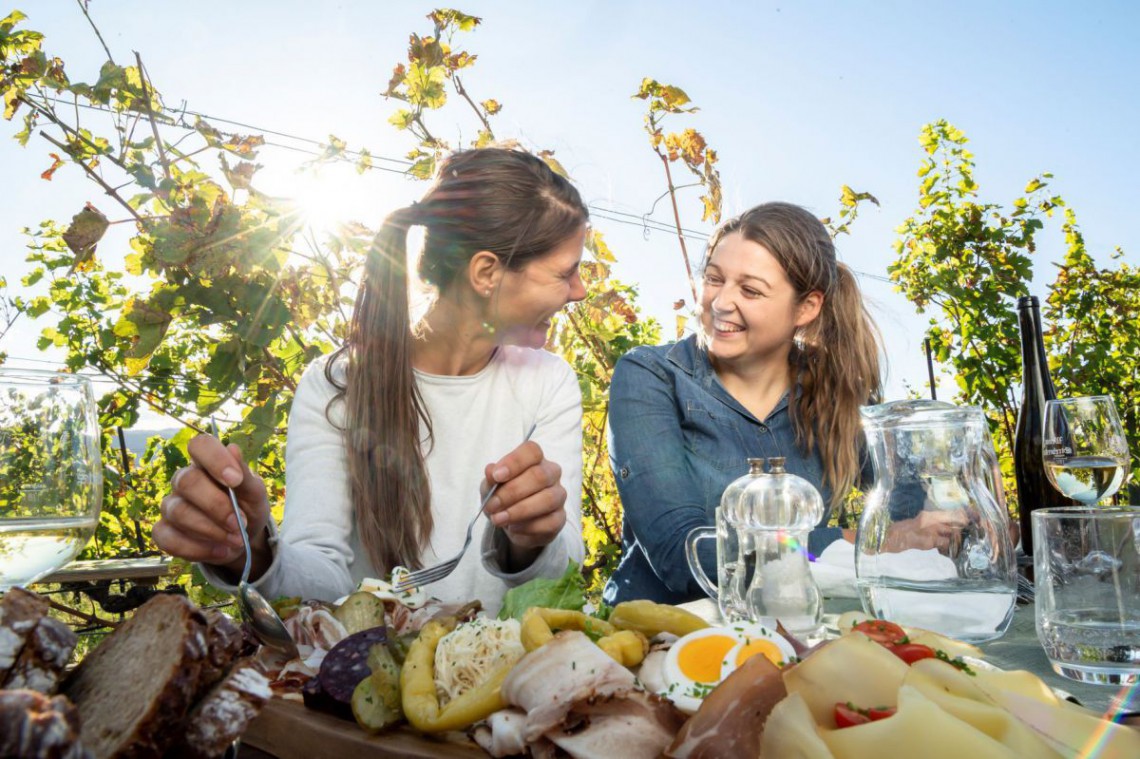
[75,0,115,64]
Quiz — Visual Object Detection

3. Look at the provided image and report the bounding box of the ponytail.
[328,209,433,573]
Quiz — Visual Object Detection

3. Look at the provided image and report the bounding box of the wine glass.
[1042,396,1131,505]
[0,368,103,592]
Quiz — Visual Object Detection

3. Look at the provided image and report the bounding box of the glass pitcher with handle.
[856,399,1017,642]
[685,458,766,622]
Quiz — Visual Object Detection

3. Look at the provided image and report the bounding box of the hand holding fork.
[393,422,554,592]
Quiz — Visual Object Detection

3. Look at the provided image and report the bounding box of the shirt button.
[620,466,630,479]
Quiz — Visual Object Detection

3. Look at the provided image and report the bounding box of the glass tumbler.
[1033,506,1140,685]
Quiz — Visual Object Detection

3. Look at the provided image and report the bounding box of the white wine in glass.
[1043,396,1130,505]
[0,369,103,592]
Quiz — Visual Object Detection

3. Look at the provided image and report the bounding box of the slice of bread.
[61,594,210,759]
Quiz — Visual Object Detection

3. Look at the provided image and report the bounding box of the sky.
[2,0,1138,426]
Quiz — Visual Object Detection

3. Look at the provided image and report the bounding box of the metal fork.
[391,422,537,592]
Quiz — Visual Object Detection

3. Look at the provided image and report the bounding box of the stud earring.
[485,289,492,297]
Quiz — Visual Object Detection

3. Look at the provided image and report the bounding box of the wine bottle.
[1013,296,1074,579]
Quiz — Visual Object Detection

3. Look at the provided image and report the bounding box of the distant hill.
[116,427,180,456]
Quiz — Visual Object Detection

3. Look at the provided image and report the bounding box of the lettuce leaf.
[497,561,585,621]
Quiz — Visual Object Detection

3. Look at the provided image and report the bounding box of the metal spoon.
[211,420,299,659]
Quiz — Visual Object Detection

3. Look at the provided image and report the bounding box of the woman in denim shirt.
[604,203,956,605]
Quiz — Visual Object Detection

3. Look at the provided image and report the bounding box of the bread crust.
[0,688,92,759]
[3,614,78,693]
[194,609,243,700]
[62,594,209,759]
[0,588,51,683]
[174,658,272,759]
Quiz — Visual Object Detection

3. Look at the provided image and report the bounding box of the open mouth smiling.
[713,320,744,333]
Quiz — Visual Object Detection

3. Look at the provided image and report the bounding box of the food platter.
[237,581,1140,759]
[243,698,484,759]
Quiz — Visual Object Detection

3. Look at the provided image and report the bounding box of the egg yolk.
[734,638,784,667]
[677,634,738,683]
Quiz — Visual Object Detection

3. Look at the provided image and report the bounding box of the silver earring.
[485,289,492,297]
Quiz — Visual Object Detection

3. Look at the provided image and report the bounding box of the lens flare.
[775,529,818,561]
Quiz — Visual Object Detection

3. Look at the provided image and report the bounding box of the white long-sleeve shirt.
[203,347,585,615]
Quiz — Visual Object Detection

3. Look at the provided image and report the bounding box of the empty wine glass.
[0,368,103,592]
[1043,396,1131,505]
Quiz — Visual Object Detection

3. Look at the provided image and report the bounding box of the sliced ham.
[666,652,787,758]
[497,631,685,759]
[285,606,348,650]
[547,689,688,759]
[502,630,638,741]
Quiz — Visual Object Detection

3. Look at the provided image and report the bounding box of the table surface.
[38,556,173,584]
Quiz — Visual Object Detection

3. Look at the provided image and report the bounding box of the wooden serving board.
[243,698,486,758]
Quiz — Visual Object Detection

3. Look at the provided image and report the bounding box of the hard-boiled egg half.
[657,624,796,713]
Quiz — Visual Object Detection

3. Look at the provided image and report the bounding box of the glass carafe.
[856,400,1017,642]
[686,458,766,621]
[737,457,824,637]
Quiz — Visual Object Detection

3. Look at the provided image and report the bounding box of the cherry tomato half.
[835,703,871,728]
[835,702,897,728]
[865,706,897,720]
[889,642,937,664]
[851,619,908,645]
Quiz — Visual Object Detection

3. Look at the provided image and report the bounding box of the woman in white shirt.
[153,148,587,613]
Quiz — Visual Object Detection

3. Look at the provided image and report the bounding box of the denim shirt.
[602,335,857,606]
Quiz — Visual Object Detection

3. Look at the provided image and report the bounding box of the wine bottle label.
[1043,437,1072,458]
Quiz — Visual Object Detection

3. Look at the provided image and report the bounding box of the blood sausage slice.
[317,627,387,704]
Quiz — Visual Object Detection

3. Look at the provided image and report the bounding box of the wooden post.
[924,338,938,401]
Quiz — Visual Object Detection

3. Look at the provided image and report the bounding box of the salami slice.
[318,626,388,704]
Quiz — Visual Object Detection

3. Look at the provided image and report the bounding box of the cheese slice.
[822,685,1019,759]
[783,633,908,728]
[983,688,1140,759]
[906,630,983,660]
[759,692,835,759]
[903,662,1062,757]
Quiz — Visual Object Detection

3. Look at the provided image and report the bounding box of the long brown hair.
[328,148,588,573]
[706,202,884,507]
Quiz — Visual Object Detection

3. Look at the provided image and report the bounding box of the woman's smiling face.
[491,224,588,348]
[699,231,821,369]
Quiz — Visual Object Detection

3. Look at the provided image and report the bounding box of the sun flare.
[291,167,369,236]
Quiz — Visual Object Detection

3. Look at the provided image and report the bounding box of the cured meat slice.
[549,689,688,759]
[502,630,637,740]
[499,631,685,759]
[666,653,786,758]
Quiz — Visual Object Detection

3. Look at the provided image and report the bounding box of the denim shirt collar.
[665,334,790,426]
